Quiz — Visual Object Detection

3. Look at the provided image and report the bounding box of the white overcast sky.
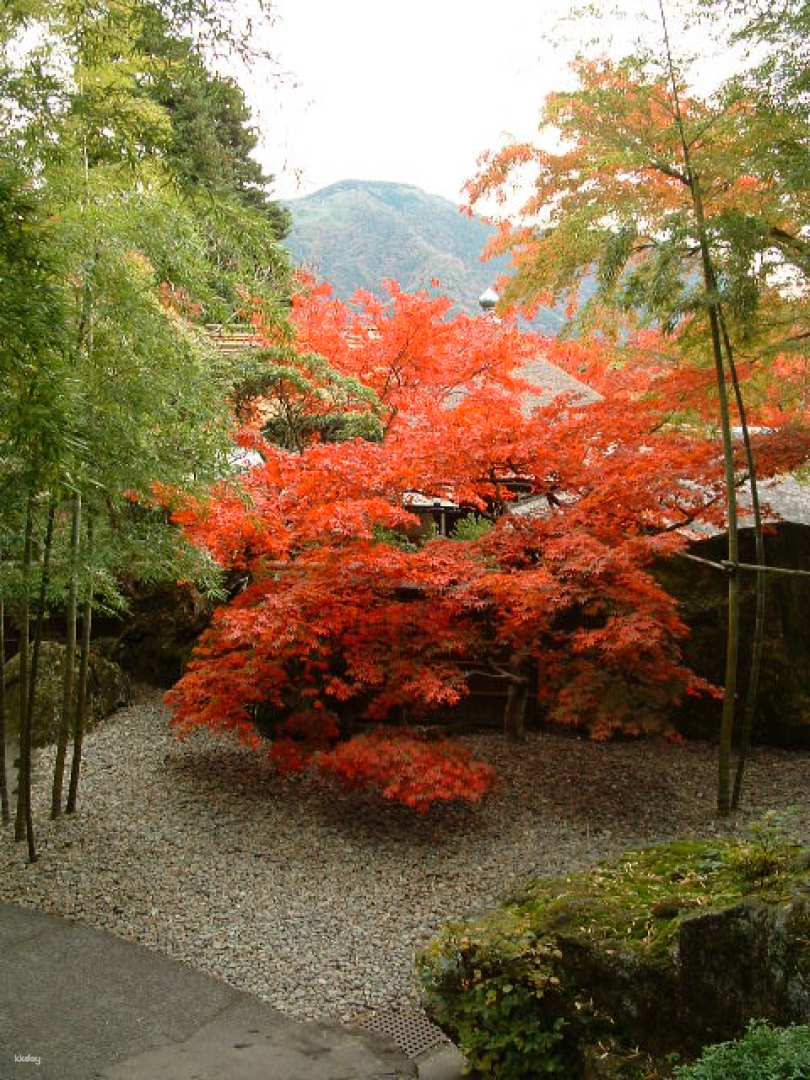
[241,0,589,204]
[235,0,732,206]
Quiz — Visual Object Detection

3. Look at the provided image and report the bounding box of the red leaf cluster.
[317,730,495,813]
[164,280,810,810]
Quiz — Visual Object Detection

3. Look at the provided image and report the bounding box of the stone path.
[0,903,418,1080]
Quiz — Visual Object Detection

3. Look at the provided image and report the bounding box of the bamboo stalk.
[719,317,766,812]
[657,0,741,816]
[678,552,810,578]
[0,594,8,825]
[52,493,80,818]
[67,515,93,815]
[16,500,56,855]
[15,496,36,859]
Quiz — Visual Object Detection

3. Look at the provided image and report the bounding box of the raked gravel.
[1,689,808,1024]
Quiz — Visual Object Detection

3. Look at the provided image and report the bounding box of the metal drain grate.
[356,1007,450,1059]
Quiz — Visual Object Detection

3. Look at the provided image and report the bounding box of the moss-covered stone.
[3,640,130,748]
[418,839,810,1079]
[655,523,810,748]
[92,581,214,687]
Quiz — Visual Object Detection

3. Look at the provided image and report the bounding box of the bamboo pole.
[52,493,80,818]
[15,497,36,860]
[67,515,93,815]
[0,595,8,825]
[657,0,741,815]
[717,316,766,811]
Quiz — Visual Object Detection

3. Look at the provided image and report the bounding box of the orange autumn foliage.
[164,281,810,811]
[317,730,495,814]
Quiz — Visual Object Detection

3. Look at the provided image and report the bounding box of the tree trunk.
[719,317,766,811]
[21,499,56,840]
[14,496,36,860]
[656,0,740,816]
[26,500,56,713]
[503,658,530,740]
[52,493,81,818]
[0,594,8,826]
[695,204,740,819]
[67,516,93,815]
[732,547,765,811]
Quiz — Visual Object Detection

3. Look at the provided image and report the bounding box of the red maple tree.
[164,281,810,811]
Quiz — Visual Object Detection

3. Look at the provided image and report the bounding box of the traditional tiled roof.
[443,354,602,415]
[516,357,602,414]
[510,476,810,530]
[751,475,810,527]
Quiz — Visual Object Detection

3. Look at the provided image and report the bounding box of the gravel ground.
[1,690,808,1024]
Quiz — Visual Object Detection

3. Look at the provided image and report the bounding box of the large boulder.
[3,640,130,747]
[655,522,810,748]
[418,839,810,1079]
[95,581,213,686]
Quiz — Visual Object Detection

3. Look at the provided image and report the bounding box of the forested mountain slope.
[283,179,566,333]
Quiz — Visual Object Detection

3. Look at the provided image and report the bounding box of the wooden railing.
[205,324,263,356]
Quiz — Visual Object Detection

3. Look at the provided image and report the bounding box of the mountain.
[282,178,566,333]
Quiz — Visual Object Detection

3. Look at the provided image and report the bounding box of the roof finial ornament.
[479,287,499,312]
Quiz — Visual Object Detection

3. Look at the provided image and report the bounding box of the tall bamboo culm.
[0,595,8,825]
[52,493,80,818]
[657,0,741,815]
[67,515,93,815]
[719,316,767,811]
[15,497,36,860]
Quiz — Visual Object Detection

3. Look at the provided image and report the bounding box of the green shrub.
[372,524,419,551]
[728,809,803,884]
[417,840,810,1080]
[450,513,493,542]
[416,910,570,1076]
[674,1020,810,1079]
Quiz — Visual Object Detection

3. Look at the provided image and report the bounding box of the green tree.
[0,0,292,845]
[139,6,290,238]
[465,8,810,812]
[709,0,810,106]
[0,157,71,857]
[694,0,810,803]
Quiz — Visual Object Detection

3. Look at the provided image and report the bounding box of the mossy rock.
[418,839,810,1079]
[655,523,810,748]
[3,640,130,748]
[101,581,213,686]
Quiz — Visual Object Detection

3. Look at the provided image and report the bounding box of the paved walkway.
[0,903,417,1080]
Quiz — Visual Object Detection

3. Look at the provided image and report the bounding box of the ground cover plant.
[674,1020,810,1080]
